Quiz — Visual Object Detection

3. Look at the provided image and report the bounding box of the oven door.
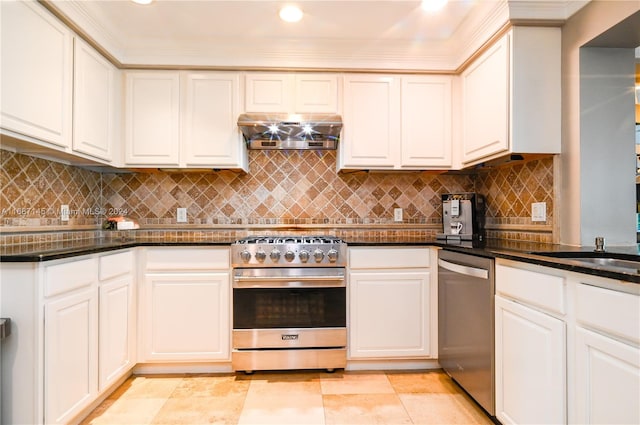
[232,267,346,349]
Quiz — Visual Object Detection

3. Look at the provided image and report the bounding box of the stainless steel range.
[231,236,347,373]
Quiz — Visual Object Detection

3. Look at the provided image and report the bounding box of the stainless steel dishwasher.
[438,249,495,417]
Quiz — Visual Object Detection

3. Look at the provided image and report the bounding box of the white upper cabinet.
[182,73,246,169]
[0,0,73,148]
[461,27,561,166]
[401,76,452,168]
[125,71,247,170]
[339,74,452,170]
[294,75,340,113]
[461,36,508,164]
[73,37,118,163]
[340,75,400,169]
[125,71,181,166]
[244,73,339,113]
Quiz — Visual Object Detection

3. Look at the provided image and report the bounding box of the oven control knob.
[299,249,310,263]
[313,249,325,262]
[284,250,295,262]
[327,249,339,263]
[270,248,281,262]
[240,250,252,263]
[255,249,267,263]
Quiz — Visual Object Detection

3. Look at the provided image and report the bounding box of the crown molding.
[507,0,591,20]
[42,0,587,72]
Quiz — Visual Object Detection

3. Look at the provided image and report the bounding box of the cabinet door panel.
[401,76,452,167]
[295,75,339,113]
[462,35,509,163]
[142,273,230,361]
[349,271,429,358]
[73,38,116,161]
[125,72,180,165]
[99,277,134,390]
[183,73,244,167]
[575,327,640,425]
[245,74,292,113]
[0,1,72,147]
[45,288,98,424]
[495,295,565,425]
[342,76,400,168]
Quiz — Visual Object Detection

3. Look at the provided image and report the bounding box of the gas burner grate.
[234,236,344,245]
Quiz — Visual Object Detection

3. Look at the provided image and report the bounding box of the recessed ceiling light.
[131,0,153,5]
[421,0,448,12]
[279,5,303,23]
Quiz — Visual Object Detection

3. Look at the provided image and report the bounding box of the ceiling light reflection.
[421,0,448,12]
[279,5,303,22]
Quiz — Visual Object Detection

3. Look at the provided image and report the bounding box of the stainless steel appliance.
[438,250,495,417]
[231,236,347,372]
[237,113,342,150]
[437,193,485,247]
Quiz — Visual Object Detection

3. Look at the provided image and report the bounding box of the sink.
[531,251,640,274]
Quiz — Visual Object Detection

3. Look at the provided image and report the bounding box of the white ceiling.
[48,0,591,71]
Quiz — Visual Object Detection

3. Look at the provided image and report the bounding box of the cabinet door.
[245,73,292,113]
[349,271,430,358]
[461,34,509,164]
[45,287,98,425]
[341,75,400,168]
[495,295,566,425]
[0,1,73,148]
[182,72,246,169]
[294,75,339,113]
[125,71,180,165]
[99,276,135,391]
[73,37,116,162]
[401,76,452,168]
[141,272,230,361]
[574,327,640,425]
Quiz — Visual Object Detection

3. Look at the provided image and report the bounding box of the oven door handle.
[233,275,345,288]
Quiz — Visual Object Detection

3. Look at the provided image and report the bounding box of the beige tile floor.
[81,370,494,425]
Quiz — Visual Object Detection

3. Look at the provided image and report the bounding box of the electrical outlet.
[531,202,546,222]
[60,205,69,222]
[177,208,187,223]
[394,208,403,222]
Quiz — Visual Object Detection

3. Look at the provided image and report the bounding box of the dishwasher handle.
[438,259,489,279]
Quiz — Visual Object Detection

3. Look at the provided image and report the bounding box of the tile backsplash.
[1,149,102,227]
[102,151,474,226]
[1,149,554,243]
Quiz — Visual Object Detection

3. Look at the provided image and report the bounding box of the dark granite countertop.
[0,238,235,262]
[2,234,639,286]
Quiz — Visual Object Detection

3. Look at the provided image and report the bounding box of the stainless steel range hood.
[237,113,342,150]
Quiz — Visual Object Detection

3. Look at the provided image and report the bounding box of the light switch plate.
[532,202,546,222]
[177,208,187,223]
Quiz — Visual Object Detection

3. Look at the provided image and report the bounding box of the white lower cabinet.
[495,261,567,425]
[574,327,639,425]
[44,286,98,425]
[0,250,136,425]
[496,259,640,425]
[139,247,230,362]
[573,281,640,425]
[495,295,566,425]
[98,250,136,391]
[347,247,436,359]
